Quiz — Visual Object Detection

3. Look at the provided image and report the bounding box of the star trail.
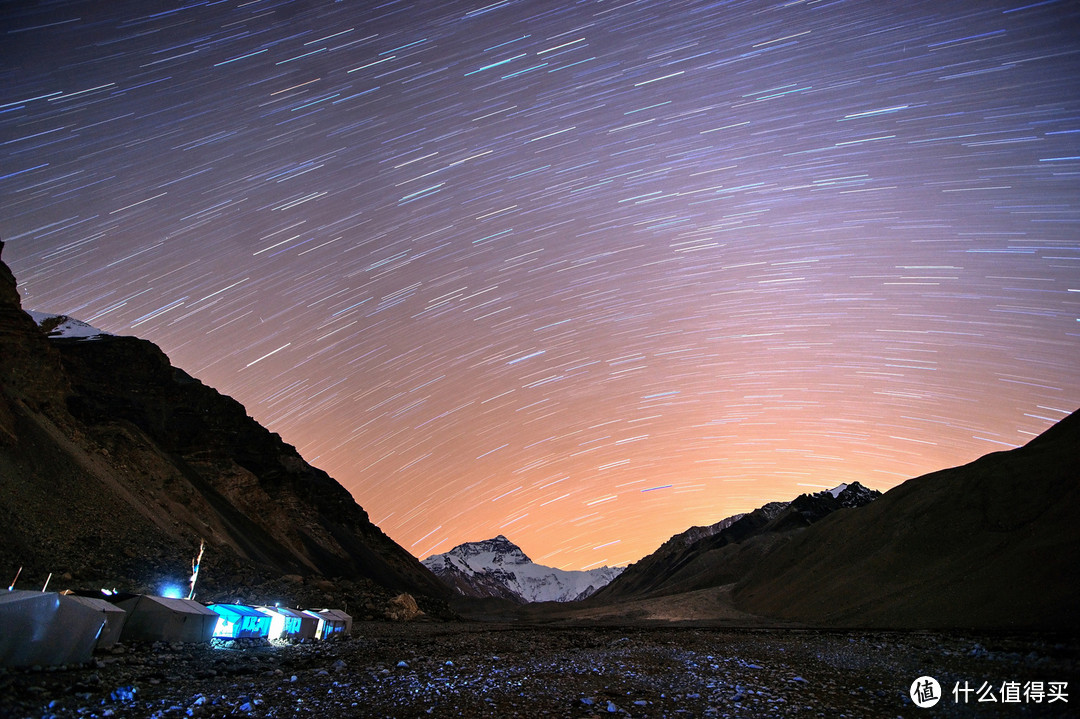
[3,0,1078,569]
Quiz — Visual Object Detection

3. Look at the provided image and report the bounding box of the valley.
[2,240,1078,718]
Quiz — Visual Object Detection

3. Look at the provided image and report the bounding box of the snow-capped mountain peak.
[445,534,531,565]
[832,481,879,508]
[423,536,622,604]
[821,483,878,506]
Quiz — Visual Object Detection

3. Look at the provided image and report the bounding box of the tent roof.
[208,603,267,619]
[63,595,126,614]
[123,595,218,616]
[257,606,310,620]
[1,590,45,607]
[315,608,352,621]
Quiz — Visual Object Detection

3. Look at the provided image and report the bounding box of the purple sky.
[3,0,1078,568]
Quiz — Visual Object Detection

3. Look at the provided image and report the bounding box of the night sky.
[3,0,1078,570]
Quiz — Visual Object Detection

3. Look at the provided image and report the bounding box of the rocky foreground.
[3,623,1077,718]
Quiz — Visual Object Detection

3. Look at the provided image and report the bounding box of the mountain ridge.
[566,417,1079,629]
[592,482,880,602]
[729,411,1080,628]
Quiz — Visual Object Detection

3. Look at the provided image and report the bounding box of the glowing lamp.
[160,585,185,599]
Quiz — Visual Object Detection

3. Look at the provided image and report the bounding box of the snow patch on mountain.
[26,310,112,341]
[422,535,623,603]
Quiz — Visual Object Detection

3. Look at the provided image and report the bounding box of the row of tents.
[0,589,353,668]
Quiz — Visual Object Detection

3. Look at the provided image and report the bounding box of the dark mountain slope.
[581,416,1077,629]
[593,483,878,602]
[0,241,449,606]
[585,512,746,602]
[732,411,1080,629]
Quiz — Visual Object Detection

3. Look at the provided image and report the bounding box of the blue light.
[160,585,185,599]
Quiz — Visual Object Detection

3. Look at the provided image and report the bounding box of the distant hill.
[423,535,622,603]
[592,483,879,602]
[0,241,450,611]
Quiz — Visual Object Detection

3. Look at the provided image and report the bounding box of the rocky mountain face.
[591,483,880,602]
[423,535,623,604]
[0,255,68,434]
[0,241,449,612]
[660,513,748,554]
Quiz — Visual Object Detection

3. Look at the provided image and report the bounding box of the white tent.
[257,605,317,641]
[0,590,105,667]
[115,595,218,643]
[298,609,329,638]
[309,608,352,639]
[62,594,128,650]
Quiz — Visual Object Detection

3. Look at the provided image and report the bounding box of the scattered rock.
[4,624,1075,719]
[108,685,137,703]
[386,593,424,621]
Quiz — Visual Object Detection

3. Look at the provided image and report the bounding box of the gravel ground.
[2,623,1077,718]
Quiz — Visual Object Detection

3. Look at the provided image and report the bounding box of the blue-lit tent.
[208,604,271,639]
[257,606,317,641]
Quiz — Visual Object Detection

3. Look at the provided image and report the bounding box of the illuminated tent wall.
[61,593,128,650]
[208,604,271,639]
[257,606,317,641]
[0,590,105,667]
[116,595,218,643]
[310,608,352,639]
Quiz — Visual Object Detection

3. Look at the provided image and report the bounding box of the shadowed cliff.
[0,241,449,609]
